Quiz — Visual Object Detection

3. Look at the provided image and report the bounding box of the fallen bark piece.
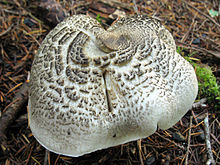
[204,113,215,165]
[0,82,29,153]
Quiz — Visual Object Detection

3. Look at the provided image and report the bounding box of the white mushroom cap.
[28,15,198,157]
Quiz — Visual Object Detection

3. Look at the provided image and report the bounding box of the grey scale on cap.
[28,15,198,157]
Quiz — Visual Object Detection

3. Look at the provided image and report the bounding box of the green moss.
[194,64,219,99]
[177,47,220,108]
[96,14,103,24]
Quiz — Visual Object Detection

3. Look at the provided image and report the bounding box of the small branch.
[181,14,197,43]
[192,98,208,109]
[43,149,50,165]
[155,132,185,150]
[101,0,133,11]
[54,155,60,165]
[0,82,29,153]
[185,116,193,165]
[132,0,140,15]
[204,113,215,165]
[176,41,220,58]
[137,139,144,165]
[210,133,220,146]
[183,0,220,29]
[0,23,14,37]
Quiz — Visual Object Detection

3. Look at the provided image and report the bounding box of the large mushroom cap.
[28,15,198,157]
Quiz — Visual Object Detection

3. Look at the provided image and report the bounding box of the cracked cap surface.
[28,15,198,157]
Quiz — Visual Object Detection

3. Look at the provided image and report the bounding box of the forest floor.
[0,0,219,164]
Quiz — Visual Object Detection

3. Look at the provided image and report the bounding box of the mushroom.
[28,15,198,157]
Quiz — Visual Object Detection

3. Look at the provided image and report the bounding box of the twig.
[183,0,220,29]
[192,98,208,109]
[155,132,185,150]
[132,0,140,15]
[219,0,220,15]
[2,9,25,15]
[101,0,133,10]
[0,82,29,153]
[44,149,49,165]
[25,145,34,165]
[204,113,215,165]
[191,110,199,125]
[137,139,144,165]
[210,133,220,146]
[176,41,220,58]
[0,23,14,37]
[181,14,197,43]
[54,155,60,165]
[185,116,193,165]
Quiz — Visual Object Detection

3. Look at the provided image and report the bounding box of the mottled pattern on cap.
[28,15,198,157]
